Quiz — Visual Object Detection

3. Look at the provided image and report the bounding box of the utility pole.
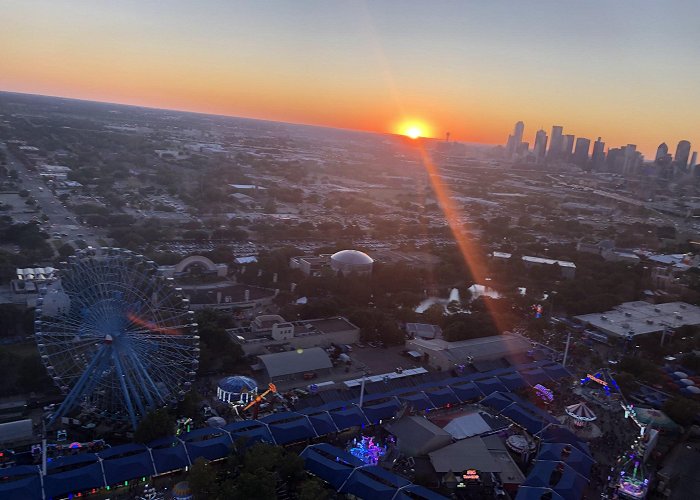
[41,419,48,477]
[358,372,368,408]
[562,330,572,368]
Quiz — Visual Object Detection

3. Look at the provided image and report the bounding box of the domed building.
[330,250,374,275]
[216,375,258,406]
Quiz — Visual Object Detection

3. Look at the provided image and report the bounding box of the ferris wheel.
[35,248,199,429]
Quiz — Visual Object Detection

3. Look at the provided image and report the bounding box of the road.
[1,143,105,248]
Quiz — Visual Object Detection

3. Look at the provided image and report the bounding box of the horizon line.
[0,89,494,146]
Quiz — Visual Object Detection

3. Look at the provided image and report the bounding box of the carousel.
[559,402,602,439]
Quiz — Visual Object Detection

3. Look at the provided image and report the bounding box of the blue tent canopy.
[98,443,148,459]
[259,411,306,424]
[425,387,461,408]
[538,444,594,477]
[501,405,549,434]
[300,443,364,489]
[398,392,435,411]
[362,398,402,424]
[222,421,275,444]
[542,364,572,380]
[515,486,566,500]
[475,377,510,396]
[520,368,552,385]
[329,405,369,430]
[301,400,347,413]
[183,428,234,462]
[101,451,155,486]
[306,411,339,435]
[510,397,560,425]
[523,461,589,500]
[449,382,482,401]
[148,437,191,473]
[268,417,317,445]
[46,452,100,470]
[0,466,42,500]
[498,372,528,391]
[44,454,106,498]
[539,427,592,457]
[394,484,448,500]
[480,391,515,412]
[339,465,410,500]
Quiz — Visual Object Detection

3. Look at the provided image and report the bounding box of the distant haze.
[1,0,698,156]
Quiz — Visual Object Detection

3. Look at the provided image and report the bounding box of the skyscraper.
[689,151,698,169]
[674,140,691,168]
[562,134,575,160]
[622,144,641,174]
[513,121,525,145]
[549,125,563,159]
[573,137,591,167]
[533,129,548,164]
[655,143,668,162]
[505,121,525,159]
[591,137,605,169]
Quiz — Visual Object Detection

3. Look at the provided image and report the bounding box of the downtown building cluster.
[504,121,697,177]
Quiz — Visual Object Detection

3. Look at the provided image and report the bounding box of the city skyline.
[2,1,699,157]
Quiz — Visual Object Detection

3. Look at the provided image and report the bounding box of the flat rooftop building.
[405,335,531,372]
[257,347,333,382]
[575,301,700,339]
[230,315,360,355]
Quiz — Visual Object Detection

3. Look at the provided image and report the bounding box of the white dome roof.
[331,249,373,266]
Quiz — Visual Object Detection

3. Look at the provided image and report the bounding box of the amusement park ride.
[243,383,277,419]
[580,368,652,499]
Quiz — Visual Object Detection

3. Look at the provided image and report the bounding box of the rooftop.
[429,437,499,473]
[407,335,531,363]
[575,301,700,338]
[232,316,359,343]
[258,347,332,378]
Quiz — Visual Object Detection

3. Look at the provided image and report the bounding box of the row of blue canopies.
[0,359,573,499]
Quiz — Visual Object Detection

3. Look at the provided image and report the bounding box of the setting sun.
[396,120,432,140]
[405,126,422,139]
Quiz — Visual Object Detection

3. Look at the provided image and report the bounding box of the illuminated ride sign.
[457,469,481,487]
[463,469,480,481]
[585,374,608,387]
[534,384,554,403]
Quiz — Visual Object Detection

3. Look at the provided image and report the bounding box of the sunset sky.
[2,0,699,156]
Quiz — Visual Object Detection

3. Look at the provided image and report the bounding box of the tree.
[243,443,283,472]
[176,390,203,419]
[233,469,276,500]
[663,396,700,426]
[422,303,445,326]
[133,408,174,443]
[57,243,75,258]
[187,457,219,499]
[297,477,330,500]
